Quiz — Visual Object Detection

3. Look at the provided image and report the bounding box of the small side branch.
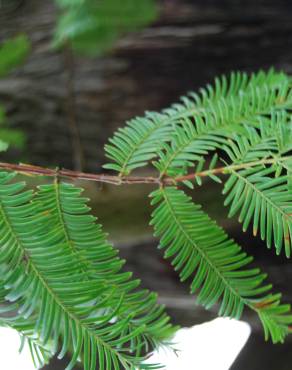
[174,156,291,183]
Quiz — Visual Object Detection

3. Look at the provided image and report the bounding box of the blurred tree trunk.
[0,0,291,170]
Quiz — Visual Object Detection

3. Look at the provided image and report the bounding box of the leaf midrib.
[53,181,92,276]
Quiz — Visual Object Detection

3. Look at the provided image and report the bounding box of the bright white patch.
[0,318,251,370]
[144,318,251,370]
[0,327,35,370]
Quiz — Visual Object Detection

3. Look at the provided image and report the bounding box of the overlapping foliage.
[0,172,175,370]
[0,69,292,369]
[105,69,292,343]
[150,186,292,343]
[105,69,290,175]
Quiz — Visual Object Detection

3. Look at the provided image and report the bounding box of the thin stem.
[0,156,289,186]
[0,162,162,185]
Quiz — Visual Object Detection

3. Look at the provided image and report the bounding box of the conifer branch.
[0,156,289,186]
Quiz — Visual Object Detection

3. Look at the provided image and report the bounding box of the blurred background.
[0,0,292,369]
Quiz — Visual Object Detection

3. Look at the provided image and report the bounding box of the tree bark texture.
[0,0,292,170]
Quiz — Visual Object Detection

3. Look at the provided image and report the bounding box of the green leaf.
[104,113,174,175]
[105,69,289,176]
[0,105,25,149]
[150,186,292,343]
[53,0,157,55]
[155,72,291,177]
[220,119,292,257]
[223,166,292,257]
[0,35,30,77]
[0,140,8,152]
[0,172,175,370]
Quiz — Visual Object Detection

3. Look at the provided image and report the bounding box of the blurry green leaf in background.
[0,105,25,150]
[0,34,29,150]
[53,0,158,55]
[0,107,9,152]
[0,34,30,77]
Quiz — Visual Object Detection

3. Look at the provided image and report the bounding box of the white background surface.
[0,327,36,370]
[0,317,251,370]
[144,318,251,370]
